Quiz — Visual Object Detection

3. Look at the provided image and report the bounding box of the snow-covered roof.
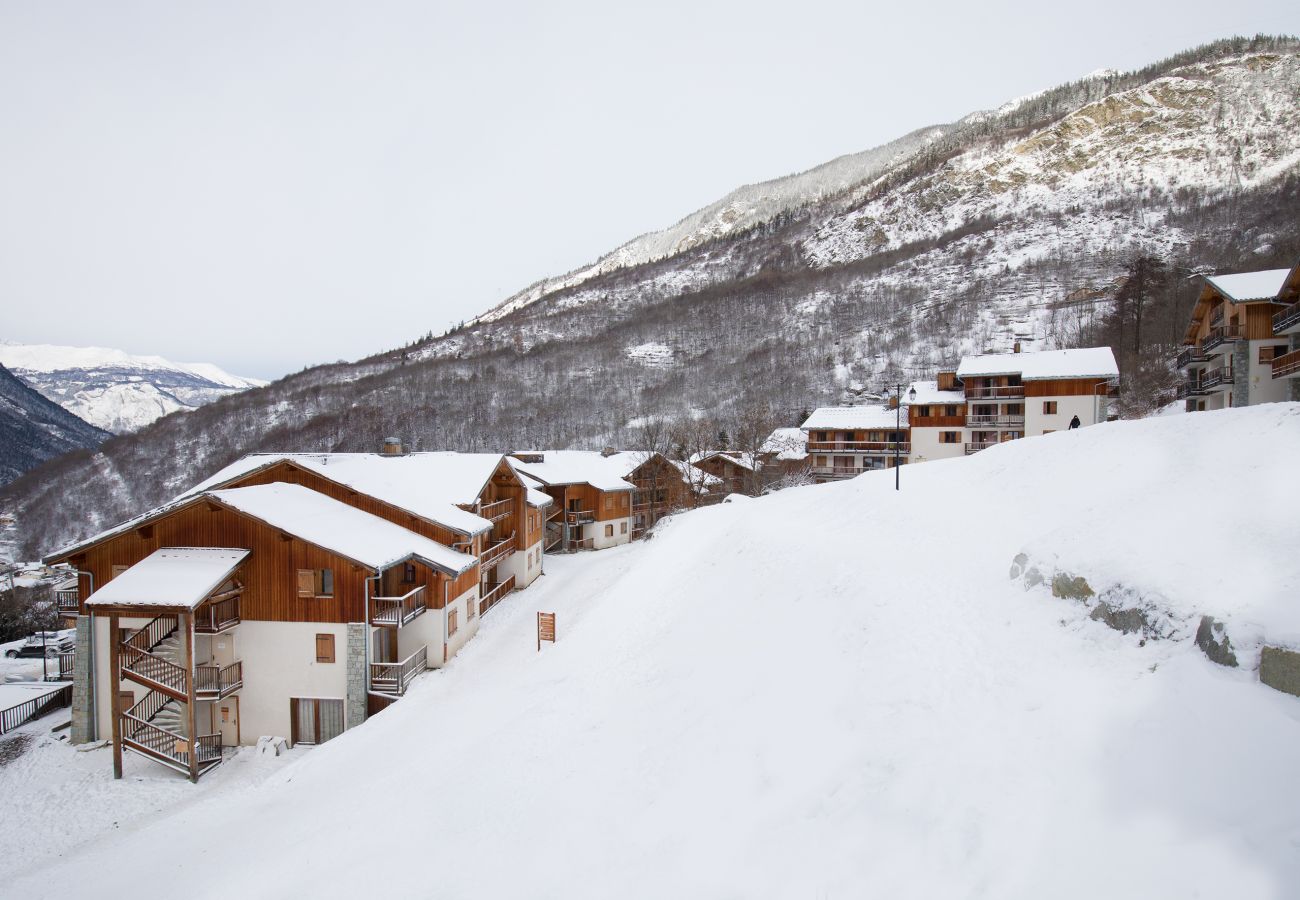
[180,452,508,535]
[800,406,907,431]
[693,451,758,472]
[210,483,477,575]
[905,381,966,406]
[515,471,554,508]
[760,427,808,460]
[669,459,723,491]
[956,347,1118,380]
[508,452,636,491]
[1204,268,1290,302]
[86,548,249,610]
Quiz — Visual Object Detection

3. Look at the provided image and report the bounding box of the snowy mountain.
[5,405,1298,897]
[0,342,267,434]
[0,363,109,487]
[5,36,1299,561]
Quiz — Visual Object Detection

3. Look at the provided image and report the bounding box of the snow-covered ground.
[4,404,1299,898]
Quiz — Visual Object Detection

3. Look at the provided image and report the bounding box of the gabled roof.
[800,406,907,431]
[760,427,808,461]
[86,548,248,610]
[209,483,477,575]
[507,452,636,491]
[692,451,758,472]
[1203,267,1291,303]
[514,471,554,508]
[905,381,966,406]
[179,452,506,536]
[956,347,1118,380]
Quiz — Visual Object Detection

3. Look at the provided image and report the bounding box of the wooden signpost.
[537,612,556,651]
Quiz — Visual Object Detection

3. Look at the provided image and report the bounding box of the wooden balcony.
[1273,303,1300,335]
[964,442,999,455]
[964,385,1025,399]
[194,660,243,699]
[565,509,595,526]
[55,589,80,616]
[1200,324,1245,353]
[480,534,515,570]
[1271,348,1300,379]
[810,465,867,480]
[370,645,427,696]
[371,585,427,627]
[480,497,514,524]
[966,414,1025,428]
[478,576,516,617]
[806,441,910,454]
[194,594,241,634]
[1175,346,1211,369]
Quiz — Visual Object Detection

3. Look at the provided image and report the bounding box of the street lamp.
[895,383,916,491]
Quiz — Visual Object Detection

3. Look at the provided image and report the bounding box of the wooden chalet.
[800,406,910,483]
[1176,262,1300,409]
[508,451,635,552]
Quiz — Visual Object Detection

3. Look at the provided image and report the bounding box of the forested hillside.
[4,36,1297,560]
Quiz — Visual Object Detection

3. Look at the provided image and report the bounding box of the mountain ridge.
[0,362,109,487]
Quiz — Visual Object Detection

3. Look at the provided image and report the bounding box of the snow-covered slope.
[0,342,267,434]
[0,363,108,486]
[9,404,1299,898]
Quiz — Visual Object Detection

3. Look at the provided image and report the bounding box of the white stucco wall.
[585,518,632,550]
[498,539,544,588]
[1025,394,1106,436]
[233,620,350,744]
[908,427,966,464]
[1246,341,1289,404]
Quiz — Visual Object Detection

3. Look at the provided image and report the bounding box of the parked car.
[4,631,75,659]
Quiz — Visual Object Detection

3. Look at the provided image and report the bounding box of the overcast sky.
[0,2,1293,379]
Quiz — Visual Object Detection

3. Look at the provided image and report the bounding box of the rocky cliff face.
[0,363,109,487]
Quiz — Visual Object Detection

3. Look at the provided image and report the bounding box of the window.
[940,431,960,444]
[1260,345,1288,363]
[620,521,628,535]
[467,596,476,619]
[604,495,615,511]
[315,633,335,664]
[944,405,959,417]
[297,568,334,598]
[604,524,614,538]
[448,608,459,636]
[402,563,416,584]
[111,564,128,580]
[914,405,931,417]
[1043,401,1058,415]
[291,698,344,746]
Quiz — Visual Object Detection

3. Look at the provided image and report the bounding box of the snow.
[0,681,67,710]
[181,452,503,536]
[8,404,1300,898]
[1204,267,1291,302]
[801,405,905,430]
[956,346,1119,380]
[209,483,477,575]
[905,380,967,406]
[85,548,248,609]
[508,451,637,492]
[0,342,265,389]
[760,427,808,460]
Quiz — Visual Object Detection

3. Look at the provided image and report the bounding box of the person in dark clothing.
[1068,415,1081,429]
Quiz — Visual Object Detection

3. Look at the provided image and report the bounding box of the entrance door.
[218,696,240,747]
[290,698,345,745]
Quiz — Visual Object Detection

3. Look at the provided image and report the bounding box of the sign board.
[537,612,556,651]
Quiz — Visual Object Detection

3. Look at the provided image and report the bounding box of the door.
[290,698,345,745]
[218,697,240,747]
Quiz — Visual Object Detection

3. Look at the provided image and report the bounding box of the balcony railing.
[478,576,516,617]
[194,660,243,699]
[370,645,427,697]
[964,385,1025,399]
[1272,348,1300,379]
[966,414,1026,427]
[55,589,79,615]
[480,498,514,524]
[480,534,515,570]
[1273,303,1300,334]
[810,465,883,479]
[1175,346,1210,369]
[806,441,910,454]
[1178,365,1234,398]
[964,442,999,455]
[371,585,427,627]
[565,509,595,526]
[1200,324,1245,353]
[195,595,241,634]
[45,651,75,682]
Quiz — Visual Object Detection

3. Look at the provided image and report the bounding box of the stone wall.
[346,623,367,731]
[1232,341,1250,407]
[70,615,93,744]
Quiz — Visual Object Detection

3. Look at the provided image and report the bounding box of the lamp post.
[895,383,916,491]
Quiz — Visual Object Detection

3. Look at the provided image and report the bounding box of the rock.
[1024,567,1044,589]
[1194,616,1238,668]
[1259,646,1300,698]
[1089,602,1148,634]
[1009,553,1029,580]
[1051,573,1094,600]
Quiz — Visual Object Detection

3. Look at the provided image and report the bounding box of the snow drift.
[9,404,1300,898]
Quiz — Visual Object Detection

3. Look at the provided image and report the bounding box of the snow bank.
[6,404,1300,899]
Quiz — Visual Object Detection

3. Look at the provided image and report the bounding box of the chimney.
[381,437,404,456]
[1013,341,1021,354]
[512,451,545,464]
[601,447,617,457]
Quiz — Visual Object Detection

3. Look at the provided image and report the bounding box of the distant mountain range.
[0,362,109,487]
[0,342,267,434]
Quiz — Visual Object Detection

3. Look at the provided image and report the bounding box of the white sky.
[0,2,1293,379]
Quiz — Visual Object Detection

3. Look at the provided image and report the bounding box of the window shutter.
[297,569,315,597]
[315,633,335,663]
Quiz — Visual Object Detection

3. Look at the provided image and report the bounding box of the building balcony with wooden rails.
[806,440,911,454]
[1177,365,1235,398]
[1272,348,1300,379]
[370,584,427,627]
[965,414,1026,428]
[1274,302,1300,336]
[963,384,1026,399]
